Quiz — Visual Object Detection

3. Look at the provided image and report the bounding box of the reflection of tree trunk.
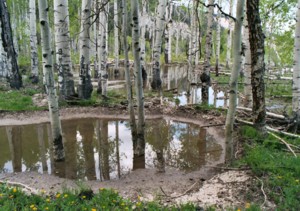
[46,124,54,173]
[133,153,145,170]
[156,149,165,173]
[37,125,47,172]
[115,121,121,178]
[62,120,77,179]
[198,128,206,167]
[100,120,110,180]
[79,120,96,180]
[6,126,22,172]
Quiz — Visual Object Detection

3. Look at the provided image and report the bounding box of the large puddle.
[0,117,224,181]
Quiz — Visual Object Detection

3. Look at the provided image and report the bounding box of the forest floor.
[0,104,269,210]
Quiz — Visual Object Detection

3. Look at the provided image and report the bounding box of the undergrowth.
[237,126,300,211]
[0,185,199,211]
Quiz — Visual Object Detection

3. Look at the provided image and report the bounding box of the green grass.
[0,185,200,211]
[0,89,41,111]
[236,126,300,210]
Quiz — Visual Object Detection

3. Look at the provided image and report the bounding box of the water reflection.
[0,118,224,180]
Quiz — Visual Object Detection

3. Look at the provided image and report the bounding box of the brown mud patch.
[0,106,264,209]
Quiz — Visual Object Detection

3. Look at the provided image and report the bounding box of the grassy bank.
[236,126,300,210]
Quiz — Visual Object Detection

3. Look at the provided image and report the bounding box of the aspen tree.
[29,0,39,84]
[54,0,75,99]
[78,0,93,99]
[38,0,65,161]
[225,0,245,161]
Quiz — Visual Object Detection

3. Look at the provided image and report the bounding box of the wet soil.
[0,105,262,210]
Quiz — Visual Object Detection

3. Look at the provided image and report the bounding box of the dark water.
[0,118,224,181]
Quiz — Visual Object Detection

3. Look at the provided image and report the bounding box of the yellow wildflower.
[30,205,35,208]
[91,208,97,211]
[45,207,49,210]
[82,195,86,199]
[56,193,61,198]
[121,203,125,206]
[13,188,17,193]
[245,202,251,208]
[46,198,51,203]
[0,193,3,197]
[64,194,68,198]
[237,209,241,211]
[32,208,37,211]
[99,188,104,191]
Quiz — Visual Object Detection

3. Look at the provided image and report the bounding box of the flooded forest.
[0,0,300,210]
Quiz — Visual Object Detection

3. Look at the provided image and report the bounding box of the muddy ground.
[0,105,267,210]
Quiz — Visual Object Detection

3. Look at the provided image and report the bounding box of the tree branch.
[198,1,236,22]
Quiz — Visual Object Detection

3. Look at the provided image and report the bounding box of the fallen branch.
[236,118,300,138]
[255,176,267,208]
[0,180,39,195]
[268,132,297,157]
[203,165,250,170]
[160,182,199,199]
[237,106,285,120]
[200,123,225,128]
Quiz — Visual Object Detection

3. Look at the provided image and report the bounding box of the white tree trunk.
[226,0,233,69]
[140,0,147,68]
[121,0,137,141]
[215,0,222,76]
[293,0,300,118]
[54,0,75,99]
[38,0,65,161]
[97,0,108,97]
[243,6,252,108]
[151,0,167,90]
[29,0,39,84]
[78,0,93,99]
[225,0,245,161]
[201,0,214,103]
[114,0,119,70]
[165,2,173,63]
[175,28,180,57]
[131,0,146,156]
[0,19,8,84]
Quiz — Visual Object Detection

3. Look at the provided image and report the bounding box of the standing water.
[0,117,225,181]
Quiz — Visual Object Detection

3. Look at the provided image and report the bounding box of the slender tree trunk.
[0,0,22,89]
[225,0,245,161]
[78,0,93,99]
[247,0,266,133]
[121,0,137,144]
[200,0,214,104]
[131,0,145,156]
[29,0,39,84]
[97,0,108,97]
[226,0,233,69]
[0,19,8,85]
[151,0,167,91]
[114,0,119,71]
[38,0,65,161]
[140,0,147,84]
[243,6,252,108]
[54,0,75,99]
[293,0,300,127]
[164,2,172,64]
[215,0,222,77]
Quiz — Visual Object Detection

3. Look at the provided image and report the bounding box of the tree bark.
[29,0,39,84]
[226,0,233,69]
[78,0,93,99]
[114,0,119,71]
[247,0,266,133]
[225,0,245,161]
[131,0,145,156]
[121,0,137,145]
[54,0,75,99]
[151,0,167,91]
[215,0,222,77]
[243,5,252,108]
[292,0,300,124]
[201,0,214,104]
[38,0,65,161]
[0,0,22,89]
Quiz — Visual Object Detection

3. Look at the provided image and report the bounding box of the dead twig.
[159,182,199,199]
[200,123,225,128]
[268,132,297,157]
[203,165,250,171]
[255,176,267,208]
